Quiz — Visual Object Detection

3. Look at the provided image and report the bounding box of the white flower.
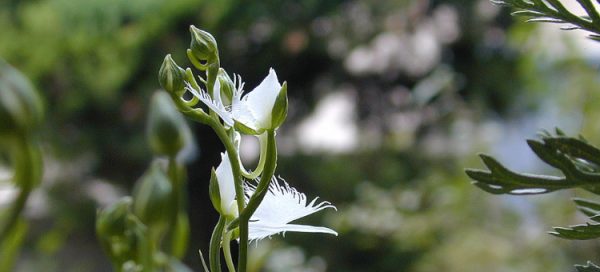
[215,152,238,217]
[187,68,286,133]
[246,177,337,241]
[213,155,337,241]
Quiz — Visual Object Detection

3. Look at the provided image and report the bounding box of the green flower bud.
[217,68,235,106]
[132,163,173,229]
[0,60,44,136]
[270,82,288,129]
[158,54,187,95]
[147,91,190,157]
[188,25,218,67]
[96,197,132,238]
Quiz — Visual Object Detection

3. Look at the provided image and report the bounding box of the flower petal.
[249,223,338,241]
[215,152,237,216]
[245,176,336,241]
[186,81,234,126]
[240,68,281,129]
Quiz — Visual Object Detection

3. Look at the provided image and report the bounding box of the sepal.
[269,81,288,130]
[209,167,222,214]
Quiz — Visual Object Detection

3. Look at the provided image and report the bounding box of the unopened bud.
[158,55,186,95]
[96,197,132,238]
[0,60,44,135]
[217,68,235,106]
[132,163,173,228]
[147,91,190,156]
[188,26,218,67]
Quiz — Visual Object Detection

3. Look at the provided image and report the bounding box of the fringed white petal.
[246,176,337,241]
[185,81,234,126]
[249,223,338,241]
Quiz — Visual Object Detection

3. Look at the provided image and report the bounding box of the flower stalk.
[159,25,337,272]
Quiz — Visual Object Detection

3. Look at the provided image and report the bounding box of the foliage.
[493,0,600,40]
[466,1,600,270]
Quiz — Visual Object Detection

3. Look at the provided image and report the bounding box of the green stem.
[167,157,189,258]
[239,133,268,180]
[208,119,246,217]
[222,229,236,272]
[209,216,226,272]
[237,130,277,272]
[0,136,41,242]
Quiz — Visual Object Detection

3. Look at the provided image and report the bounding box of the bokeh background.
[2,0,600,271]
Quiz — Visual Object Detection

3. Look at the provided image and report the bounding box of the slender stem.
[222,229,236,272]
[227,130,277,232]
[207,118,248,272]
[167,157,188,258]
[208,119,246,217]
[0,136,41,242]
[237,130,277,272]
[209,216,226,272]
[240,133,268,180]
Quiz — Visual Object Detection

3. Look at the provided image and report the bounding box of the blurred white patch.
[296,91,358,154]
[0,166,16,207]
[528,1,600,60]
[239,135,260,165]
[265,246,327,272]
[84,179,125,207]
[344,5,460,77]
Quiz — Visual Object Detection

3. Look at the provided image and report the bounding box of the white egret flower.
[187,68,287,133]
[246,177,338,241]
[213,153,337,241]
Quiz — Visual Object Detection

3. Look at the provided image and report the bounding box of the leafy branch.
[494,0,600,40]
[466,129,600,270]
[466,129,600,195]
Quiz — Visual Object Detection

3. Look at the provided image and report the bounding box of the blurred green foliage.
[2,0,600,271]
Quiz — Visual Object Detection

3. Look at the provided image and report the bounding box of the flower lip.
[246,176,337,241]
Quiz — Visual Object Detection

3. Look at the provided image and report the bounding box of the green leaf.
[465,133,600,195]
[550,223,600,240]
[573,198,600,218]
[490,0,600,41]
[465,154,568,195]
[576,261,600,272]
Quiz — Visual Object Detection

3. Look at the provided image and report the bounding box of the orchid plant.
[158,26,337,272]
